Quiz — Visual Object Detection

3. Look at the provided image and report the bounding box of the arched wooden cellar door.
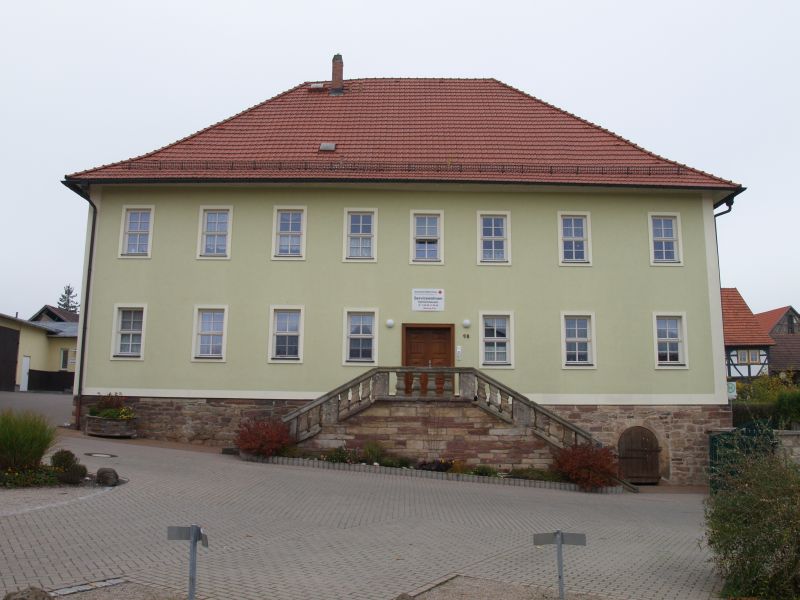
[618,426,661,484]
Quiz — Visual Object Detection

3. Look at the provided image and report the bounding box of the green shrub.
[57,463,88,485]
[324,445,361,464]
[0,466,59,488]
[552,443,618,491]
[362,441,385,464]
[50,449,79,470]
[275,445,307,458]
[0,410,56,471]
[507,467,566,482]
[775,390,800,427]
[471,465,498,477]
[706,427,800,598]
[379,456,400,468]
[737,375,798,404]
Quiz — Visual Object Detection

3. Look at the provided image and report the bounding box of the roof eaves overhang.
[62,176,745,205]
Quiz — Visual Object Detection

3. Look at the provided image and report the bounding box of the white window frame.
[653,312,689,369]
[342,308,379,366]
[59,348,70,370]
[191,305,228,362]
[558,211,592,266]
[342,208,377,262]
[196,206,232,260]
[271,206,307,260]
[110,303,147,361]
[476,211,511,265]
[479,311,515,369]
[268,305,304,363]
[118,205,154,258]
[648,212,683,266]
[410,210,444,265]
[560,312,597,369]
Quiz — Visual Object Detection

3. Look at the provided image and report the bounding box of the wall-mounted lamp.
[386,319,395,328]
[462,319,471,328]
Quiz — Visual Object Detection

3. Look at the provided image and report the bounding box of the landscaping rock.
[3,586,52,600]
[95,468,120,486]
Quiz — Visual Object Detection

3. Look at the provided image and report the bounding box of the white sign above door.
[412,288,445,312]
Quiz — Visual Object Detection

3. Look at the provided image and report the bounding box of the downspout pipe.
[63,181,96,427]
[714,198,734,218]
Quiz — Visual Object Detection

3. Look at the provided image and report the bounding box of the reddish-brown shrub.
[236,419,294,458]
[552,443,617,491]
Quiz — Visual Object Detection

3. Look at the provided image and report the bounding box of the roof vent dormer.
[330,54,343,96]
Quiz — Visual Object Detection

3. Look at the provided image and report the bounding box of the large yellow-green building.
[64,56,743,484]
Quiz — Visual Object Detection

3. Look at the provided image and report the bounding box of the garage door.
[0,326,20,391]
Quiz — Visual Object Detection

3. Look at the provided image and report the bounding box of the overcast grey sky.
[1,1,797,318]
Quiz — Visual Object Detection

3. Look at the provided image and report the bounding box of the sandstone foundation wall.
[74,395,306,446]
[545,404,732,486]
[300,399,554,470]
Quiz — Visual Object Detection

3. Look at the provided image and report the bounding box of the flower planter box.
[85,415,138,438]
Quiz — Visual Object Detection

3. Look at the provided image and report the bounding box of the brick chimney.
[330,54,343,96]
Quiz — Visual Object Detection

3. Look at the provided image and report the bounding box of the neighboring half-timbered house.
[721,288,774,379]
[755,305,800,381]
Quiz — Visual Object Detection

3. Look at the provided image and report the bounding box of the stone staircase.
[282,367,637,491]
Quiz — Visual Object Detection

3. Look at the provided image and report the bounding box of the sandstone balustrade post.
[373,371,388,398]
[514,401,532,427]
[322,399,338,425]
[460,371,477,400]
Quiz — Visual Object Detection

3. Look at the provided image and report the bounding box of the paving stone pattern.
[0,435,722,600]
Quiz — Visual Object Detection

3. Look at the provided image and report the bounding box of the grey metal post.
[556,529,565,600]
[189,524,199,600]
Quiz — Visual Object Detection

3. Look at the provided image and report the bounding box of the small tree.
[705,426,800,598]
[57,284,79,313]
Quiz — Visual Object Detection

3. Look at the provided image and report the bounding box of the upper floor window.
[193,306,227,360]
[112,305,146,360]
[345,311,376,363]
[478,212,510,264]
[654,314,687,368]
[649,214,682,265]
[119,206,153,258]
[559,212,591,265]
[198,207,231,259]
[272,207,306,259]
[481,313,513,367]
[737,349,761,365]
[269,306,303,362]
[411,211,443,263]
[344,210,376,261]
[562,314,595,367]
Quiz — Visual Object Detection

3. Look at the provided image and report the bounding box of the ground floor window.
[481,313,512,367]
[346,311,375,363]
[270,307,303,362]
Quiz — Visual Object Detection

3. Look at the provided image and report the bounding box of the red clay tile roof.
[29,304,80,323]
[721,288,775,347]
[65,78,741,193]
[754,306,790,335]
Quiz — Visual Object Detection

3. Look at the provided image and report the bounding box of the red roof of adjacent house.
[754,306,790,335]
[721,288,775,347]
[65,76,741,194]
[29,305,80,323]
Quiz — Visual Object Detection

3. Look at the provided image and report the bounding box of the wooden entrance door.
[0,326,20,391]
[402,325,454,395]
[618,426,661,484]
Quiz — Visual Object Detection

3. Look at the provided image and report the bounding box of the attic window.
[319,143,336,152]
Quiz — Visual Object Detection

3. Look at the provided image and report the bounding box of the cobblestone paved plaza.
[0,432,721,600]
